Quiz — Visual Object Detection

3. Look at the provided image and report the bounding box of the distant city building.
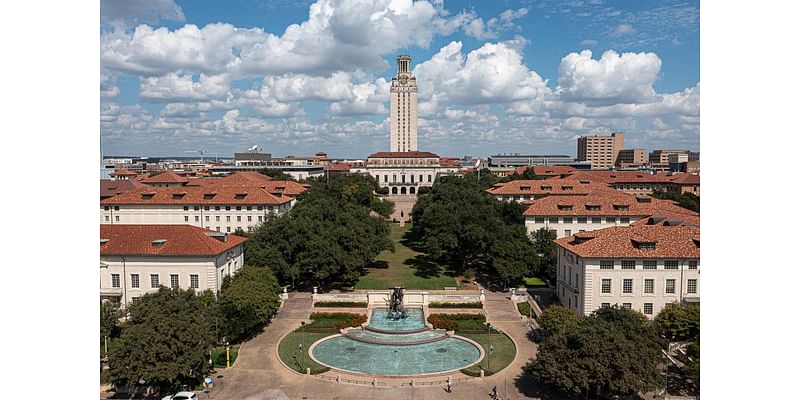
[390,55,418,152]
[100,224,246,308]
[577,132,625,170]
[554,225,700,318]
[487,154,576,168]
[649,149,691,165]
[616,149,647,167]
[666,173,700,196]
[234,152,273,166]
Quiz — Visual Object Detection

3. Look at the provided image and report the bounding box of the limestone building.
[389,55,418,152]
[577,132,624,170]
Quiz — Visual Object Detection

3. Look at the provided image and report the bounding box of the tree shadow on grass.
[513,372,575,400]
[364,260,389,270]
[398,226,428,253]
[407,254,457,279]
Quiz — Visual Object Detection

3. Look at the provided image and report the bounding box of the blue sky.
[100,0,699,159]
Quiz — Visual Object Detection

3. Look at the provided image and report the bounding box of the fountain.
[386,286,408,320]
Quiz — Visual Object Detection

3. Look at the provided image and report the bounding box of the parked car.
[161,391,198,400]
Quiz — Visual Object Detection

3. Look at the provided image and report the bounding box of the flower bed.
[428,301,483,308]
[313,301,368,308]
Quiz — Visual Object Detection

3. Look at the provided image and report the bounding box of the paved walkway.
[205,291,541,400]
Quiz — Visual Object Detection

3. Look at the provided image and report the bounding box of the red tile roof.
[522,193,699,219]
[325,163,352,171]
[487,179,617,196]
[141,170,190,184]
[100,179,138,199]
[186,173,308,196]
[110,169,138,176]
[668,173,700,185]
[367,151,440,158]
[100,224,246,256]
[556,170,672,184]
[554,225,700,259]
[513,165,577,176]
[100,186,293,205]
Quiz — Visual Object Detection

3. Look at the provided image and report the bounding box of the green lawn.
[521,276,548,287]
[460,331,516,376]
[277,330,332,374]
[355,224,457,290]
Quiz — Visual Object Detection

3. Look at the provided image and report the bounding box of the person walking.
[490,385,498,400]
[446,376,452,393]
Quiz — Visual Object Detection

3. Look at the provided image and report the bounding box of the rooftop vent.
[585,204,601,211]
[557,204,573,211]
[203,193,217,200]
[664,220,683,226]
[141,192,156,200]
[205,231,228,243]
[151,239,167,247]
[635,195,652,203]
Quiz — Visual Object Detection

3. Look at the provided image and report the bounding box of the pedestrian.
[490,385,498,400]
[446,376,452,393]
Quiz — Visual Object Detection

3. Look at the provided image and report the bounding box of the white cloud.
[463,8,528,40]
[265,72,355,102]
[100,73,120,97]
[579,39,598,46]
[101,0,185,28]
[557,49,661,105]
[139,73,231,101]
[611,23,635,36]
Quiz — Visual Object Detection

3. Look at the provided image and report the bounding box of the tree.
[537,305,580,338]
[100,301,121,356]
[528,307,662,397]
[489,226,537,284]
[218,266,281,342]
[108,288,214,389]
[530,228,557,283]
[684,336,700,385]
[652,190,700,212]
[655,302,700,340]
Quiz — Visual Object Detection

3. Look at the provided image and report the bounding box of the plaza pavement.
[206,290,543,400]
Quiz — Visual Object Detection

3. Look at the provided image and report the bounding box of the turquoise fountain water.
[309,308,482,376]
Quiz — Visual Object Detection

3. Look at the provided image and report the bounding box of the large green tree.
[530,227,557,283]
[246,174,394,288]
[652,189,700,212]
[536,305,580,338]
[218,266,281,342]
[528,307,662,397]
[108,288,214,389]
[655,302,700,340]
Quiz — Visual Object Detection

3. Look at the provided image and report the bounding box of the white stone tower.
[389,55,418,152]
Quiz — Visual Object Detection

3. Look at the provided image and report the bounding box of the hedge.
[305,312,367,332]
[428,302,482,309]
[313,301,368,308]
[427,313,488,333]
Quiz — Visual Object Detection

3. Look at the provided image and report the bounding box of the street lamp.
[486,322,492,373]
[300,321,306,369]
[225,341,230,368]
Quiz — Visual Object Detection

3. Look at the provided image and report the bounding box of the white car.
[161,391,198,400]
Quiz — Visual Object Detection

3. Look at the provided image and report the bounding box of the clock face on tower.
[399,75,408,85]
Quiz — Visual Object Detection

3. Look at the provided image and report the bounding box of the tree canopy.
[530,227,557,284]
[246,174,394,289]
[218,266,281,342]
[652,189,700,212]
[258,168,293,181]
[108,288,214,389]
[527,306,662,397]
[537,305,580,338]
[411,175,537,284]
[655,302,700,340]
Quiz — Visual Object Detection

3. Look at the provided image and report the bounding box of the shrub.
[429,302,483,309]
[307,312,367,332]
[517,302,532,317]
[427,315,458,331]
[313,301,368,308]
[428,313,487,332]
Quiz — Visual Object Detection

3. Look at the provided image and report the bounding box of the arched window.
[400,187,407,195]
[392,187,398,195]
[409,187,416,194]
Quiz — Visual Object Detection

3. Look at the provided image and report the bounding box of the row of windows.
[184,215,264,223]
[597,260,698,270]
[534,217,632,224]
[104,205,280,212]
[380,174,433,183]
[599,278,697,295]
[600,302,654,315]
[110,273,200,289]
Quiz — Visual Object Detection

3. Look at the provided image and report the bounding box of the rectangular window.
[247,216,252,222]
[563,217,573,224]
[226,216,231,222]
[104,206,110,211]
[601,279,611,293]
[204,206,210,211]
[194,216,199,222]
[687,279,697,294]
[643,260,657,270]
[623,279,633,293]
[257,206,263,211]
[689,260,698,270]
[577,217,587,223]
[591,217,601,224]
[622,303,632,310]
[215,206,221,211]
[194,206,200,211]
[226,206,231,211]
[620,217,630,224]
[190,274,199,289]
[150,274,159,288]
[622,260,635,269]
[184,216,189,222]
[247,206,252,211]
[170,274,179,288]
[216,226,220,232]
[105,216,109,222]
[115,215,119,222]
[601,303,611,308]
[564,229,571,237]
[226,226,231,233]
[258,216,263,222]
[644,279,654,294]
[216,216,220,222]
[111,274,120,288]
[600,260,614,270]
[534,217,544,223]
[665,260,679,270]
[205,216,210,222]
[606,217,616,223]
[237,216,241,222]
[666,279,676,294]
[128,273,139,289]
[549,217,558,223]
[643,303,653,315]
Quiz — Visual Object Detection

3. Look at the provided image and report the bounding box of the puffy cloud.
[414,38,550,111]
[463,8,528,40]
[139,73,231,101]
[100,73,120,97]
[557,49,662,105]
[611,23,635,36]
[101,0,185,28]
[265,72,355,102]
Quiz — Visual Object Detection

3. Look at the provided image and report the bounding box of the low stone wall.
[312,290,485,306]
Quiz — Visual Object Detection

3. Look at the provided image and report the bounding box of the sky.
[100,0,699,159]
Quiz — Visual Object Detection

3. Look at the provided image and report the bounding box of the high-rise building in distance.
[577,132,624,170]
[389,55,418,152]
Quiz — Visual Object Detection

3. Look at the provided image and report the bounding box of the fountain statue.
[387,286,408,319]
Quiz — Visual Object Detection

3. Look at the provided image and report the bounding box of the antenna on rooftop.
[184,149,207,163]
[248,145,262,153]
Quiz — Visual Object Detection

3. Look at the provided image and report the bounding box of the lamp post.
[225,341,230,368]
[486,322,492,373]
[300,321,306,369]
